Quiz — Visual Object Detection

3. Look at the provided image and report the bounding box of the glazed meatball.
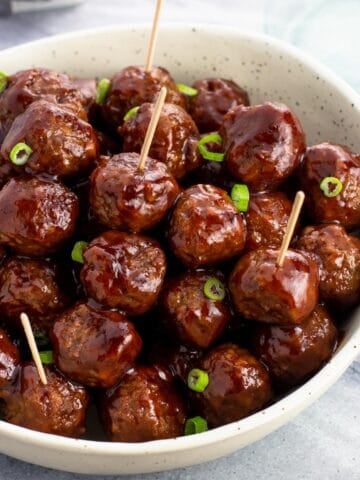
[0,177,79,256]
[192,344,272,427]
[3,362,89,437]
[0,328,20,389]
[245,192,293,250]
[221,102,305,192]
[90,152,179,232]
[121,102,201,179]
[168,184,246,268]
[101,365,187,442]
[52,302,142,388]
[160,271,231,348]
[229,248,319,325]
[1,100,98,179]
[101,65,186,130]
[81,231,166,315]
[252,305,338,388]
[0,257,68,333]
[71,77,96,112]
[297,224,360,309]
[299,143,360,230]
[189,78,250,133]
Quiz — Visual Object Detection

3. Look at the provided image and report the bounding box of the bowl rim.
[0,23,359,456]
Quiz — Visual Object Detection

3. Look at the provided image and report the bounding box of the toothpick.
[145,0,164,72]
[276,191,305,267]
[20,312,48,385]
[138,86,167,171]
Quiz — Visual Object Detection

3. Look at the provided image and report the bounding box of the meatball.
[299,143,360,230]
[0,177,79,256]
[245,192,293,250]
[297,224,360,309]
[189,78,250,133]
[52,302,142,388]
[0,328,20,389]
[81,231,166,315]
[192,344,272,427]
[121,102,201,179]
[221,102,305,192]
[0,257,68,333]
[229,248,319,325]
[101,65,186,130]
[71,77,96,112]
[101,365,187,442]
[160,271,231,348]
[252,305,338,388]
[3,362,89,437]
[168,184,246,268]
[1,100,98,179]
[90,152,179,232]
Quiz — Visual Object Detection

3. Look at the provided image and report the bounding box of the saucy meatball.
[81,231,166,315]
[101,365,187,442]
[0,257,68,333]
[297,224,360,309]
[3,362,89,437]
[90,152,179,232]
[52,302,142,388]
[168,184,246,268]
[245,192,293,250]
[101,65,186,130]
[160,271,231,348]
[0,328,20,389]
[229,248,319,325]
[0,177,79,256]
[221,102,305,192]
[252,305,338,388]
[1,100,98,179]
[299,143,360,230]
[189,78,250,133]
[192,344,272,427]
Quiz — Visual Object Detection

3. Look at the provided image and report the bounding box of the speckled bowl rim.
[0,23,359,457]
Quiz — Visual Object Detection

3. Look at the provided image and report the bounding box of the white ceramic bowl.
[0,24,359,475]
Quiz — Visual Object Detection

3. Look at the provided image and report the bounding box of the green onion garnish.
[320,176,343,198]
[123,106,140,122]
[203,277,225,301]
[0,71,8,94]
[187,368,209,393]
[39,350,54,365]
[71,241,88,264]
[184,416,208,435]
[176,83,198,97]
[95,78,111,105]
[9,142,33,166]
[231,184,250,212]
[198,133,225,162]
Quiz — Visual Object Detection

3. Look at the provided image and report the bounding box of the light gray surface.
[0,0,359,478]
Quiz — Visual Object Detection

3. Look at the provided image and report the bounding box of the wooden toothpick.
[276,191,305,267]
[20,312,48,385]
[145,0,164,72]
[138,86,167,171]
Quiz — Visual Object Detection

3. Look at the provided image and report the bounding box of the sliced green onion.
[39,350,54,365]
[9,142,33,166]
[176,83,198,97]
[71,241,88,264]
[123,106,140,122]
[184,416,208,435]
[95,78,111,104]
[203,277,225,301]
[231,184,250,212]
[320,176,343,198]
[198,133,225,162]
[0,71,8,94]
[34,330,50,349]
[187,368,209,393]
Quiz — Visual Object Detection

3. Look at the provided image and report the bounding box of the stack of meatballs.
[0,64,358,442]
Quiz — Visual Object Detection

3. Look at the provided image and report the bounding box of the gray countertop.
[0,1,359,478]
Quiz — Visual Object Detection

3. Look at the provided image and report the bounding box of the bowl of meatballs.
[0,24,359,475]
